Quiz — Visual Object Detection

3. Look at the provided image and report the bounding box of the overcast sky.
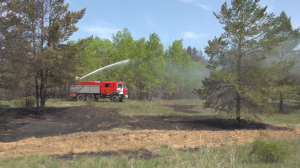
[66,0,300,51]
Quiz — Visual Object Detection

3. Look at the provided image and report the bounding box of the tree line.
[70,29,208,101]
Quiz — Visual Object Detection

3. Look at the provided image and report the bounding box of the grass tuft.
[249,137,291,163]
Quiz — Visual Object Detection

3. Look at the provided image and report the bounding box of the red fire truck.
[70,81,128,102]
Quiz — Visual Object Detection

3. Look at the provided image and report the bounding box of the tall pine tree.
[17,0,85,113]
[195,0,296,125]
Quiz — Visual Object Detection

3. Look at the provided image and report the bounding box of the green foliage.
[197,0,297,123]
[164,40,198,98]
[0,0,31,90]
[13,97,36,108]
[261,12,300,111]
[72,28,207,100]
[250,137,291,163]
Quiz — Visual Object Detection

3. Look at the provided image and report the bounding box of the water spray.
[79,59,130,80]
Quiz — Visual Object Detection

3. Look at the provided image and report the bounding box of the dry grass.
[1,98,300,167]
[1,138,300,168]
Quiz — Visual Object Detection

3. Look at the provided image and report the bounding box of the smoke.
[261,36,300,77]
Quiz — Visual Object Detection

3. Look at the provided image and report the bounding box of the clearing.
[0,101,299,159]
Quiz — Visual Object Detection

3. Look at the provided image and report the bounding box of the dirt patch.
[0,129,299,159]
[0,106,299,159]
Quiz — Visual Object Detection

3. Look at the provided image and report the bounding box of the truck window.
[105,84,110,87]
[118,84,122,88]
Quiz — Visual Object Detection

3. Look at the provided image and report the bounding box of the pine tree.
[0,0,32,98]
[186,46,208,64]
[262,12,300,111]
[195,0,296,125]
[15,0,85,114]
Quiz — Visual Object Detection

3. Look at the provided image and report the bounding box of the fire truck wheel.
[77,94,85,101]
[111,95,118,102]
[86,94,94,101]
[119,97,123,102]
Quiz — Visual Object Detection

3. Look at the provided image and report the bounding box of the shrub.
[249,137,290,163]
[13,96,36,108]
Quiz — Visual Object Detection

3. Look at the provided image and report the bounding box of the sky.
[65,0,300,51]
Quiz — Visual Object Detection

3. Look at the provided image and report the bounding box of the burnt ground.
[0,104,299,159]
[0,105,288,143]
[52,148,160,160]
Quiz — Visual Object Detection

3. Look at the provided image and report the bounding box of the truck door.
[101,83,112,94]
[117,83,123,95]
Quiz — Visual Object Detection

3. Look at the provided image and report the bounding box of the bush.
[13,96,36,108]
[250,137,290,163]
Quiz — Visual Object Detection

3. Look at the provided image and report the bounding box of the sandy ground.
[0,129,300,159]
[0,106,299,159]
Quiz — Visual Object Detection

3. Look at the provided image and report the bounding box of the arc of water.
[80,59,130,80]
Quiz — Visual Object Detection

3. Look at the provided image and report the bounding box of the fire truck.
[70,81,128,102]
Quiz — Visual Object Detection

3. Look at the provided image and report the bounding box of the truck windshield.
[123,83,126,88]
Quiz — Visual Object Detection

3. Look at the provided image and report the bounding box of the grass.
[1,98,300,127]
[1,98,300,167]
[45,98,214,117]
[258,101,300,127]
[0,100,14,108]
[1,138,299,168]
[259,110,300,127]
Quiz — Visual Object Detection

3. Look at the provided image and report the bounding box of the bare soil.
[0,105,299,159]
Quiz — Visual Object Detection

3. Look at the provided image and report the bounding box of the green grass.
[257,101,300,127]
[0,100,15,108]
[1,138,299,168]
[46,98,214,117]
[259,110,300,127]
[2,98,300,127]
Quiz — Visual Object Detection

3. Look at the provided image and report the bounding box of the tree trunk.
[43,70,48,103]
[236,38,242,126]
[279,92,284,112]
[40,70,48,113]
[40,70,45,113]
[35,74,39,114]
[67,84,70,99]
[59,85,63,98]
[236,91,241,125]
[32,13,39,114]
